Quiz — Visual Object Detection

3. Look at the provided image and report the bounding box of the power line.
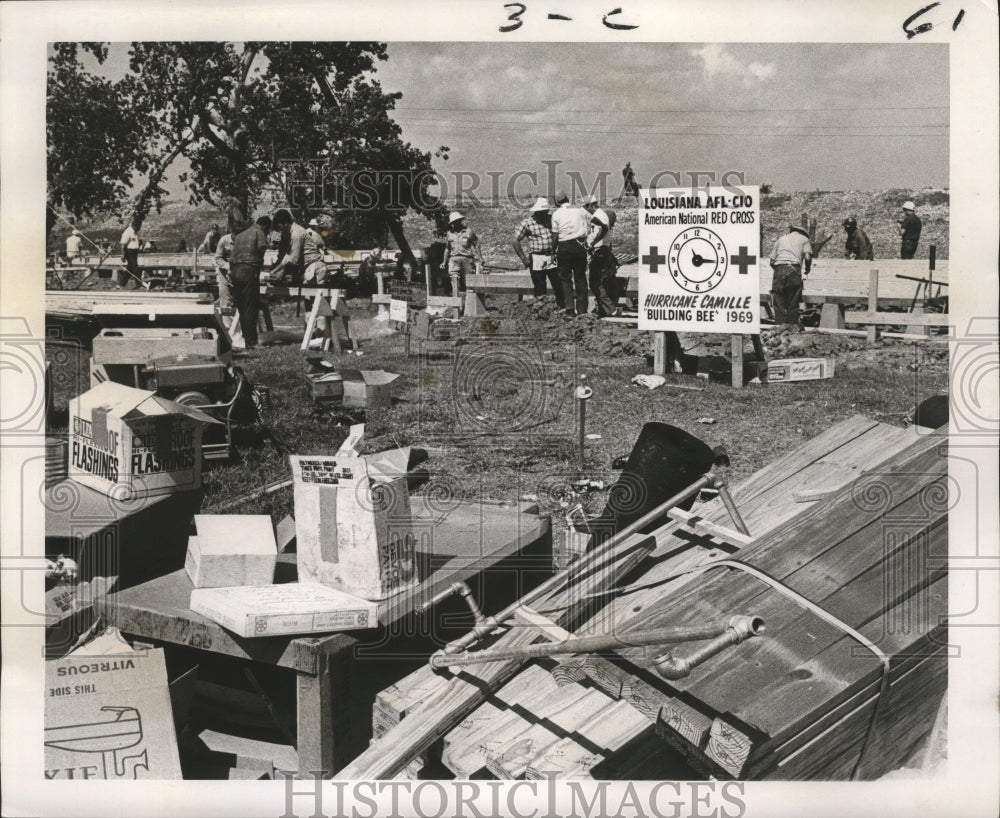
[395,104,949,114]
[398,117,948,131]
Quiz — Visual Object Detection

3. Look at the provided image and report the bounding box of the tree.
[47,42,448,256]
[46,43,152,236]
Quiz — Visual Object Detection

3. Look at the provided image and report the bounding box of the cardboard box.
[184,514,277,588]
[45,634,182,779]
[291,452,417,600]
[190,582,378,637]
[339,369,400,408]
[69,381,217,499]
[306,370,344,402]
[766,358,836,383]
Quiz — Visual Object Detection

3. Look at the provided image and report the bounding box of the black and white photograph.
[1,2,997,816]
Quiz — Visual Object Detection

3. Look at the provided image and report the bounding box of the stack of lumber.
[345,417,947,780]
[618,425,948,780]
[45,289,213,319]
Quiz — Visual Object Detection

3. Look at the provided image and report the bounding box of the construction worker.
[512,197,560,305]
[622,162,639,197]
[214,229,234,313]
[583,195,620,317]
[303,218,329,286]
[229,215,272,350]
[550,192,590,317]
[65,229,83,260]
[842,216,873,261]
[769,224,812,327]
[897,201,922,259]
[198,224,222,254]
[441,212,483,295]
[270,209,308,284]
[119,216,142,286]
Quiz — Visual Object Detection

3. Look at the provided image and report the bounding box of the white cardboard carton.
[190,582,378,637]
[45,636,182,779]
[291,452,417,600]
[69,381,217,498]
[766,357,836,383]
[184,515,277,588]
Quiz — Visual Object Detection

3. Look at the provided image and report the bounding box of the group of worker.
[208,210,331,349]
[86,194,925,344]
[769,201,923,327]
[451,192,620,318]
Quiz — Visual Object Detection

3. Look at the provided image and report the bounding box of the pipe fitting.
[653,614,764,680]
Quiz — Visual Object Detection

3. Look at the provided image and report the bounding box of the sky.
[79,41,949,199]
[376,42,948,196]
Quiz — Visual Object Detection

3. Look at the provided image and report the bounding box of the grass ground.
[47,293,948,540]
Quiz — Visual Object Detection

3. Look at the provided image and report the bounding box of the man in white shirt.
[583,195,620,317]
[65,229,83,260]
[214,230,234,312]
[768,224,812,326]
[119,217,142,285]
[270,210,308,284]
[549,192,591,316]
[303,218,329,285]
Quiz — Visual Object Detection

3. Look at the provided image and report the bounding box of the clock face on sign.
[668,228,728,293]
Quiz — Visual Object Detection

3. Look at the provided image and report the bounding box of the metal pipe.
[430,619,751,669]
[717,484,751,537]
[575,385,592,472]
[440,470,714,655]
[653,615,764,680]
[418,581,486,625]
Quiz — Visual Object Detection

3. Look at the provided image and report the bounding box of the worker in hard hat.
[842,216,873,261]
[441,211,483,296]
[896,201,922,259]
[65,229,84,260]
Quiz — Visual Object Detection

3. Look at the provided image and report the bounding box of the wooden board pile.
[618,425,948,780]
[344,417,947,781]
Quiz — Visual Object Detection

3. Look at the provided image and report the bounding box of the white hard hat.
[308,218,319,227]
[581,194,598,206]
[530,197,550,213]
[902,201,915,211]
[448,211,465,225]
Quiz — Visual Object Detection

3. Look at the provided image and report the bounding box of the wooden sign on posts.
[638,185,762,388]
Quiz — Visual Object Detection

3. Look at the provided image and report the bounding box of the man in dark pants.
[843,216,874,260]
[512,197,561,305]
[119,216,142,286]
[768,223,812,327]
[897,200,922,259]
[583,194,620,317]
[550,192,590,317]
[229,215,272,349]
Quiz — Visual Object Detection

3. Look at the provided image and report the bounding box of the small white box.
[766,357,836,383]
[190,582,378,637]
[184,515,277,588]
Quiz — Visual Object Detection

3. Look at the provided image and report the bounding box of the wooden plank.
[334,532,657,779]
[296,656,336,776]
[845,311,950,327]
[465,260,947,306]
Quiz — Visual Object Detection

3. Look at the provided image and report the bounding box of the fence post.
[867,268,879,345]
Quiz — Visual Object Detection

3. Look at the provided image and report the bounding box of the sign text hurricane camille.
[638,186,761,333]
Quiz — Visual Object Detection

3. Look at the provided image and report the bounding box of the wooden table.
[99,497,551,777]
